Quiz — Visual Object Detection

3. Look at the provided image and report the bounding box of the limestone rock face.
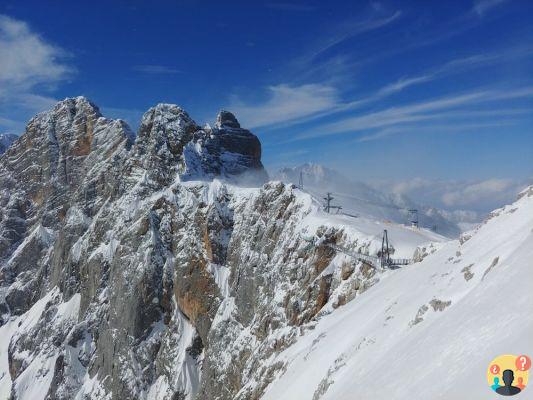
[216,110,241,129]
[134,104,198,185]
[0,97,380,400]
[181,111,267,183]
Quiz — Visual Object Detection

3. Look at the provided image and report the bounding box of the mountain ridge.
[0,97,528,400]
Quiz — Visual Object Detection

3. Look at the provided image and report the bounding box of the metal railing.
[301,234,413,270]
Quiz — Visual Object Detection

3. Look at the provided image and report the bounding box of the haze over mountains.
[275,163,480,237]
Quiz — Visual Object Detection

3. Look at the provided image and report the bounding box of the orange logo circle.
[487,355,530,396]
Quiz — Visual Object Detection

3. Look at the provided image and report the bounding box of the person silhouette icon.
[496,369,522,396]
[516,377,526,390]
[492,377,501,391]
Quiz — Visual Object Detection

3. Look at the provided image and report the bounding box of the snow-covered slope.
[276,163,478,237]
[261,186,533,400]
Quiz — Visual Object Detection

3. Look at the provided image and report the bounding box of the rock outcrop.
[0,97,397,400]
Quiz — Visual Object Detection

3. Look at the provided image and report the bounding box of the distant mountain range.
[0,133,18,155]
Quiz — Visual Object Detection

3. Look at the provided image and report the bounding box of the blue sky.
[0,0,532,210]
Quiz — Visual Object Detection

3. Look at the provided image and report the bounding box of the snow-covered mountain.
[0,133,18,155]
[275,163,480,237]
[0,97,529,400]
[262,185,533,400]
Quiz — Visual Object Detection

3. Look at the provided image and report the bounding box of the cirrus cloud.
[0,14,73,91]
[0,14,74,133]
[228,83,339,128]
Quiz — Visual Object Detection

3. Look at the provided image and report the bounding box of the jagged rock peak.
[22,96,133,157]
[140,103,195,125]
[140,103,191,123]
[215,110,241,129]
[132,103,267,183]
[47,96,103,122]
[135,104,199,170]
[137,103,198,142]
[25,96,104,142]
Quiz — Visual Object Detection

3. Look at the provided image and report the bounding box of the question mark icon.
[491,364,500,374]
[515,355,531,371]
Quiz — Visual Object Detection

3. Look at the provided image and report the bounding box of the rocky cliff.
[0,97,440,400]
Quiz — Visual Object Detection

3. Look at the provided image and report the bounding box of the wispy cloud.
[291,91,486,140]
[0,15,73,91]
[287,1,522,99]
[369,48,533,100]
[473,0,509,16]
[231,72,431,131]
[356,128,398,143]
[332,56,494,110]
[273,6,530,130]
[132,65,182,74]
[356,119,521,142]
[345,7,508,70]
[376,75,433,96]
[291,53,363,88]
[369,47,532,98]
[0,14,73,132]
[290,86,533,141]
[300,10,402,64]
[228,84,339,128]
[243,46,533,133]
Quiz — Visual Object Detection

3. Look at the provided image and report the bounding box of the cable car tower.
[323,192,342,213]
[380,229,391,268]
[408,209,419,228]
